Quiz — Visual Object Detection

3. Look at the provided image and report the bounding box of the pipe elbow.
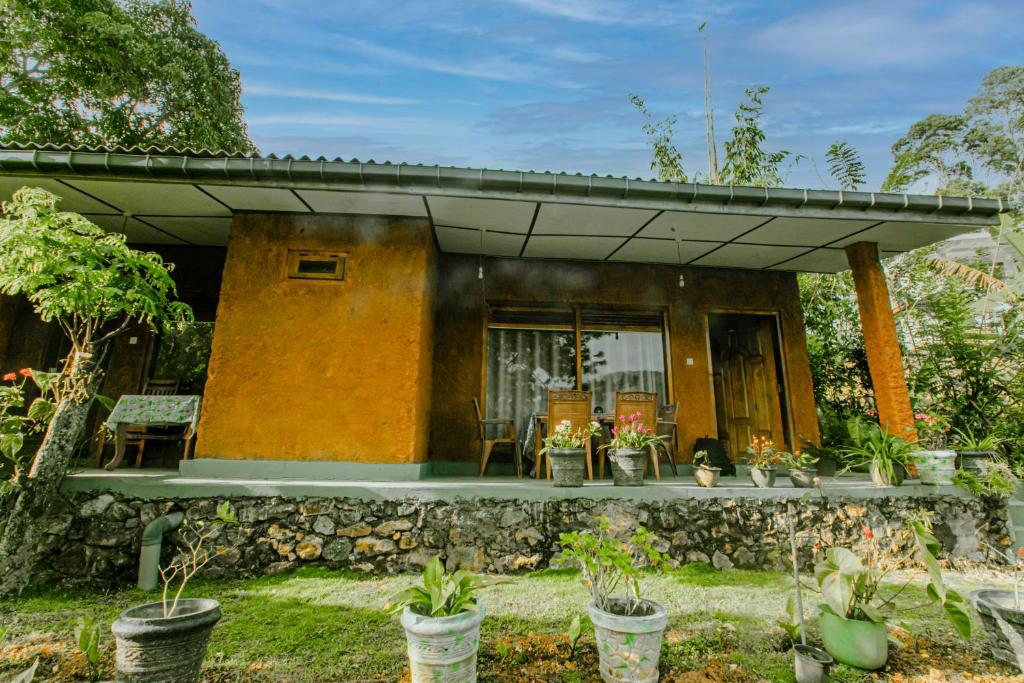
[141,511,185,547]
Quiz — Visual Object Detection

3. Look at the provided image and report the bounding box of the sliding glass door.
[581,330,666,415]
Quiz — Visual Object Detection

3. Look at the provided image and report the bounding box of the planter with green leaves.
[692,449,720,488]
[970,545,1024,672]
[112,502,237,683]
[386,556,508,683]
[842,419,913,488]
[540,420,600,487]
[952,428,1003,473]
[557,516,669,683]
[780,450,820,488]
[953,457,1019,499]
[814,519,971,670]
[602,413,666,487]
[746,436,780,488]
[910,412,956,485]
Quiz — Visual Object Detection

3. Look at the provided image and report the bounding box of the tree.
[719,86,789,187]
[630,95,687,183]
[0,0,253,151]
[825,141,866,191]
[0,187,192,595]
[881,114,973,193]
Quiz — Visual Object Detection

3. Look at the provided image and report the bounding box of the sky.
[192,0,1024,191]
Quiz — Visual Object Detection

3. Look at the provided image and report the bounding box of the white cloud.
[248,114,464,136]
[244,83,419,106]
[502,0,728,26]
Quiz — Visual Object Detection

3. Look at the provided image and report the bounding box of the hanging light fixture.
[676,238,685,287]
[478,229,485,280]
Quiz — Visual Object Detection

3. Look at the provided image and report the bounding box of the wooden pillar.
[844,241,916,440]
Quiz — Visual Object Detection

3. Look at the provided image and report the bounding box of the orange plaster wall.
[196,213,436,463]
[428,255,820,462]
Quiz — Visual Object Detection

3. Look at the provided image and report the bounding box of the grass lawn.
[0,564,1020,682]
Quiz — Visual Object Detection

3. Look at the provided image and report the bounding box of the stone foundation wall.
[37,492,1008,586]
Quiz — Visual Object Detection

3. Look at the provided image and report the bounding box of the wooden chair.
[656,402,679,476]
[601,391,662,481]
[142,378,180,396]
[538,390,593,480]
[128,378,182,467]
[473,398,522,477]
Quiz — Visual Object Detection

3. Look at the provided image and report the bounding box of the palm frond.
[924,255,1016,298]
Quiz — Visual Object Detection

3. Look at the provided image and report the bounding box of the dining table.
[100,394,202,470]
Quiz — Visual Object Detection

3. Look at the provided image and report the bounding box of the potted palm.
[815,519,971,670]
[112,502,237,683]
[601,412,666,486]
[972,546,1024,672]
[910,411,956,485]
[842,420,913,487]
[746,436,780,488]
[780,450,820,488]
[539,419,600,487]
[385,556,508,683]
[692,449,720,488]
[557,516,669,683]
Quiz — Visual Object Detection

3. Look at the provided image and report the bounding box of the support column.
[844,241,916,440]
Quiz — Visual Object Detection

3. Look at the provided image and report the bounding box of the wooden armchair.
[538,390,594,480]
[473,398,522,477]
[603,391,663,481]
[656,402,679,476]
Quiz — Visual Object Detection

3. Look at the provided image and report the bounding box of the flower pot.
[588,599,667,683]
[971,589,1024,672]
[868,461,905,487]
[610,448,646,486]
[400,604,484,683]
[957,450,996,474]
[912,450,956,486]
[750,466,777,488]
[789,469,818,488]
[794,644,833,683]
[549,447,586,487]
[818,610,888,670]
[815,455,838,478]
[694,465,721,488]
[112,598,221,683]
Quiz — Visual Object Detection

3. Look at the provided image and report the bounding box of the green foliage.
[566,613,583,658]
[950,427,1003,451]
[776,595,801,646]
[629,94,688,183]
[841,418,915,482]
[882,114,971,192]
[556,515,668,615]
[150,320,215,393]
[540,419,600,454]
[720,86,789,187]
[825,141,866,191]
[0,0,253,152]
[953,459,1018,499]
[384,555,509,617]
[778,449,818,470]
[691,449,710,468]
[963,66,1024,194]
[74,616,102,682]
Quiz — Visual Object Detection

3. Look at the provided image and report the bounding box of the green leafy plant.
[602,412,666,452]
[556,515,668,616]
[74,616,102,682]
[826,141,866,191]
[745,435,780,468]
[160,502,238,618]
[777,595,802,646]
[950,427,1003,452]
[566,613,584,658]
[540,420,600,454]
[691,449,712,469]
[385,555,509,617]
[720,86,790,187]
[841,418,915,483]
[814,518,971,638]
[779,449,819,471]
[953,458,1019,499]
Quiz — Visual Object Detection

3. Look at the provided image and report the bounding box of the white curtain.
[582,331,666,413]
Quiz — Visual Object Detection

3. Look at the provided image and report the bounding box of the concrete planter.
[694,465,721,488]
[912,450,956,486]
[112,598,221,683]
[794,644,833,683]
[549,448,586,487]
[972,589,1024,673]
[818,611,888,670]
[957,450,997,474]
[609,449,646,486]
[869,461,905,487]
[588,599,667,682]
[400,605,484,683]
[750,466,777,488]
[789,469,818,488]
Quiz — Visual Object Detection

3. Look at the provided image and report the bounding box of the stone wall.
[37,492,1008,586]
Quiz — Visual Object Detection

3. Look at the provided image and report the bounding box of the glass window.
[581,330,667,414]
[149,321,215,394]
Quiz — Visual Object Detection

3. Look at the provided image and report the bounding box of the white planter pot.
[588,599,668,683]
[913,450,956,485]
[400,605,484,683]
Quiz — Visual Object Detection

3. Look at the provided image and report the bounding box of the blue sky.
[192,0,1023,191]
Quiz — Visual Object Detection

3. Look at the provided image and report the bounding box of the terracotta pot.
[694,465,721,488]
[401,604,484,683]
[818,610,888,670]
[112,598,221,683]
[589,599,667,683]
[750,466,777,488]
[610,449,646,486]
[972,589,1024,673]
[549,447,586,487]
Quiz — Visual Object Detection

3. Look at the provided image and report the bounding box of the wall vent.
[286,250,347,281]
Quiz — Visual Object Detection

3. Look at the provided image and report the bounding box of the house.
[0,144,1008,481]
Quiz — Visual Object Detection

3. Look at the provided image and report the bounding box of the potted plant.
[539,419,600,487]
[954,457,1019,499]
[842,420,913,487]
[692,449,720,488]
[780,450,820,488]
[910,411,956,485]
[557,516,669,683]
[952,427,1003,474]
[112,502,237,683]
[385,556,508,682]
[815,518,971,670]
[972,545,1024,672]
[601,412,666,486]
[781,501,833,683]
[746,436,780,488]
[802,442,839,478]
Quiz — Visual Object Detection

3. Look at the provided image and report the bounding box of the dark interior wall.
[428,254,820,463]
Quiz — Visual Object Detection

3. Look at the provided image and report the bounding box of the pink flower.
[2,372,15,381]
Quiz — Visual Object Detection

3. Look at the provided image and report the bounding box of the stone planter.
[549,447,586,487]
[794,644,833,683]
[609,449,646,486]
[912,450,956,486]
[694,465,721,488]
[869,461,905,487]
[589,599,667,683]
[818,610,888,670]
[788,469,818,488]
[957,450,996,474]
[972,589,1024,673]
[750,466,777,488]
[401,604,484,683]
[112,598,221,683]
[815,455,838,478]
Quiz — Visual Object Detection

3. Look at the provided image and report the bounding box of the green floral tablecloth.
[104,395,201,431]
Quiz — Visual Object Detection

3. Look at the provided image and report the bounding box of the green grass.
[0,564,1014,682]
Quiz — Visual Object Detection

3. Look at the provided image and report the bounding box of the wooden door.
[711,317,786,460]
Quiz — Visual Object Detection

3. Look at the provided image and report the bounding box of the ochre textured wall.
[196,213,436,463]
[429,255,820,462]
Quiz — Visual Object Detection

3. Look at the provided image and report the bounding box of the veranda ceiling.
[0,144,1008,273]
